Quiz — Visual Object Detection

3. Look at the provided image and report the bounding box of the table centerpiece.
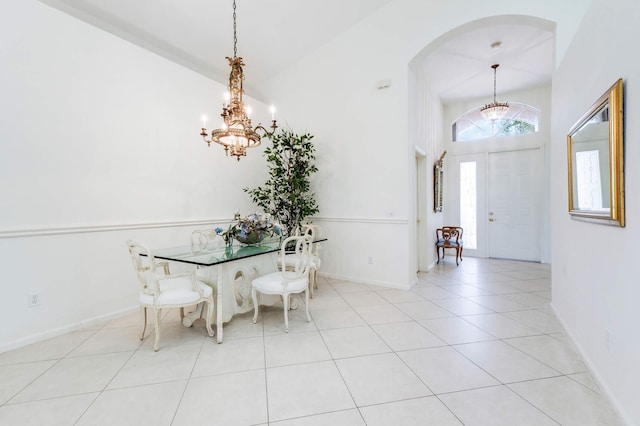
[216,213,281,246]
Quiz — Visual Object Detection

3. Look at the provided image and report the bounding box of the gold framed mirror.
[567,78,624,226]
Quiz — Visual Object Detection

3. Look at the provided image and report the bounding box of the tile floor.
[0,257,625,425]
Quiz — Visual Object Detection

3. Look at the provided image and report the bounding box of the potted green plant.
[244,129,319,237]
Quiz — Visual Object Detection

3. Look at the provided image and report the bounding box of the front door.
[488,149,542,261]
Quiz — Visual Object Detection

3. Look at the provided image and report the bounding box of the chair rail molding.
[0,218,235,239]
[308,216,408,225]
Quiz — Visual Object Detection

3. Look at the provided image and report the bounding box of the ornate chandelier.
[480,64,509,121]
[200,0,277,161]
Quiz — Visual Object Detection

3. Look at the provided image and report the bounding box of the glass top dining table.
[152,238,281,267]
[150,236,326,343]
[151,237,327,267]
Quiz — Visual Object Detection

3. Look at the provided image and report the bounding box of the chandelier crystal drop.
[200,0,277,161]
[480,64,509,121]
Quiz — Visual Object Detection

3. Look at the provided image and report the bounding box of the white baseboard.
[319,272,412,290]
[0,306,138,354]
[550,302,633,425]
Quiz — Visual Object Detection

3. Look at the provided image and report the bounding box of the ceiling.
[422,22,555,103]
[40,0,394,99]
[41,0,554,103]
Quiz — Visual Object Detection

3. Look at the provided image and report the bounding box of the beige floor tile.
[336,353,431,406]
[0,361,56,404]
[433,298,494,315]
[412,286,459,300]
[307,295,351,311]
[376,289,426,303]
[454,340,559,383]
[107,342,202,389]
[360,396,462,426]
[266,361,354,422]
[371,322,445,351]
[399,346,499,394]
[261,305,318,335]
[264,331,331,367]
[0,332,94,365]
[419,317,496,345]
[191,336,264,377]
[137,321,209,352]
[270,409,365,425]
[341,291,389,307]
[439,284,492,297]
[509,376,624,425]
[504,335,586,374]
[439,385,557,426]
[174,370,268,425]
[10,352,131,403]
[0,393,97,426]
[311,307,366,330]
[76,381,185,426]
[217,311,264,340]
[353,304,412,325]
[467,295,529,312]
[320,326,391,359]
[502,309,563,333]
[394,300,454,320]
[461,313,543,339]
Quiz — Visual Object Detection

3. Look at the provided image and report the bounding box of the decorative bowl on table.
[235,231,267,245]
[217,213,280,246]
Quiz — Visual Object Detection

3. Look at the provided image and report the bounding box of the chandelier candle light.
[480,64,509,121]
[200,0,277,161]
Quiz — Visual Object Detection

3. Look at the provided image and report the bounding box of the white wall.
[409,65,445,271]
[265,0,587,285]
[551,0,640,423]
[0,0,271,350]
[264,2,413,287]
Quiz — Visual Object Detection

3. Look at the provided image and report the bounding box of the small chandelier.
[480,64,509,121]
[200,0,277,161]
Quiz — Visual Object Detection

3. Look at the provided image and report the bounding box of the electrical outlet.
[28,293,41,307]
[367,256,373,264]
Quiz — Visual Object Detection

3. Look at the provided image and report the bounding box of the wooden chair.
[435,226,464,266]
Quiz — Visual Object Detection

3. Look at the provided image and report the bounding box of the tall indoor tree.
[244,129,319,236]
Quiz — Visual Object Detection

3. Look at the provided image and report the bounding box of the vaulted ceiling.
[40,0,554,104]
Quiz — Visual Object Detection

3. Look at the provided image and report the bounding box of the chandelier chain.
[232,0,237,58]
[492,64,498,103]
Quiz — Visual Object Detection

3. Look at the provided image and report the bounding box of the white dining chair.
[301,223,323,296]
[277,225,322,297]
[126,240,215,351]
[251,236,312,332]
[191,229,223,252]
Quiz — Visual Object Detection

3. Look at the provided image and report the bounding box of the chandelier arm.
[253,122,278,138]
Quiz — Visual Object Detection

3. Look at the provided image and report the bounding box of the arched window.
[452,102,540,142]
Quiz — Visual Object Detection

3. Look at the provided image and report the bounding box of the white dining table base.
[183,250,281,343]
